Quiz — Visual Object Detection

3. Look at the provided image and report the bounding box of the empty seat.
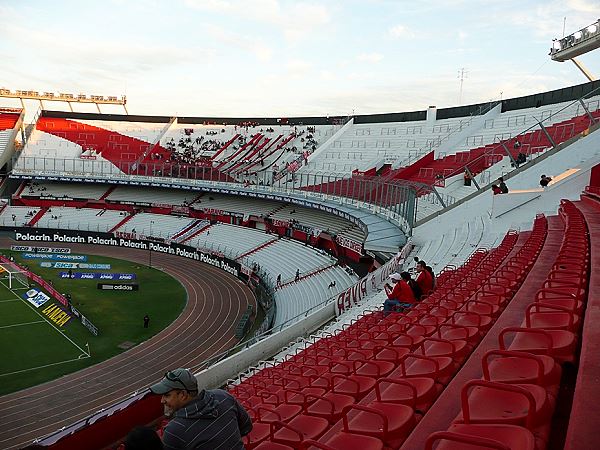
[456,380,551,429]
[425,424,535,450]
[499,327,577,364]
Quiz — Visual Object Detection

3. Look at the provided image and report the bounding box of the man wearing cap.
[150,368,252,449]
[383,272,416,313]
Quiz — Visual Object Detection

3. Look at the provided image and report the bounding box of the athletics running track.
[0,238,256,450]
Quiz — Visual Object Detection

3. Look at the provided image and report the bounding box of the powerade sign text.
[23,253,87,262]
[97,283,139,291]
[60,272,136,280]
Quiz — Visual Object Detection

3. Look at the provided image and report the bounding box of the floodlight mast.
[0,88,128,114]
[550,19,600,82]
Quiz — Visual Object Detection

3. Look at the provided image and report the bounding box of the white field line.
[0,320,45,329]
[3,282,90,357]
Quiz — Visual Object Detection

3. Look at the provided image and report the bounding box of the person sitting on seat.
[150,368,252,450]
[415,261,434,296]
[491,184,502,195]
[539,174,552,187]
[122,426,163,450]
[463,169,472,186]
[401,271,422,301]
[497,177,509,194]
[383,272,416,313]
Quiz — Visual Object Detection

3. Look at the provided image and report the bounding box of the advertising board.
[97,283,139,291]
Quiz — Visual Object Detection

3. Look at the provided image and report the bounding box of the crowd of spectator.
[133,124,322,185]
[163,134,228,166]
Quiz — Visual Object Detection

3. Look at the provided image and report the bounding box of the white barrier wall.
[414,127,600,237]
[195,239,413,388]
[194,301,336,389]
[334,239,412,315]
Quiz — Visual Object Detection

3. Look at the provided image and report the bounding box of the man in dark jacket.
[497,177,509,194]
[150,368,252,449]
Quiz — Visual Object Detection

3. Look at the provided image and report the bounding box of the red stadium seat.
[342,403,415,447]
[457,380,551,429]
[389,354,455,382]
[425,424,535,450]
[373,377,437,412]
[481,350,561,388]
[302,434,384,450]
[272,417,329,447]
[305,392,355,424]
[525,302,580,332]
[499,327,577,364]
[244,422,271,449]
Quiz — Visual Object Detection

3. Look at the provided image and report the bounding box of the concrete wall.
[195,301,335,388]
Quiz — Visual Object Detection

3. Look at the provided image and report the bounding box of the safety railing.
[413,86,600,218]
[10,155,421,234]
[437,85,600,183]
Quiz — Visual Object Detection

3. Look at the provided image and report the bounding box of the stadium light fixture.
[550,19,600,81]
[0,88,128,114]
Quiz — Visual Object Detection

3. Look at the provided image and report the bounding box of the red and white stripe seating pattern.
[224,216,548,449]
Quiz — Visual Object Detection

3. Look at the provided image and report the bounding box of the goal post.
[0,263,29,289]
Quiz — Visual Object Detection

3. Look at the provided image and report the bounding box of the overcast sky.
[1,0,599,117]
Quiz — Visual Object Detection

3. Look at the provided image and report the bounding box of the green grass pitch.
[0,250,187,395]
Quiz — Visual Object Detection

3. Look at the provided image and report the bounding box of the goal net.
[0,264,29,289]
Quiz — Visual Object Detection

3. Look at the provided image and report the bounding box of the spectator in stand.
[383,272,416,313]
[415,260,434,296]
[123,426,163,450]
[540,174,552,187]
[401,271,421,301]
[276,273,282,287]
[491,184,502,195]
[412,256,420,272]
[295,269,300,282]
[150,368,252,450]
[425,265,436,290]
[515,152,527,166]
[497,177,509,194]
[463,169,472,186]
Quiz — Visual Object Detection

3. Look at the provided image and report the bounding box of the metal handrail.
[441,85,600,181]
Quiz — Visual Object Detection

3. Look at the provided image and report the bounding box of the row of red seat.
[426,201,589,449]
[0,112,20,131]
[226,218,548,449]
[408,110,600,184]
